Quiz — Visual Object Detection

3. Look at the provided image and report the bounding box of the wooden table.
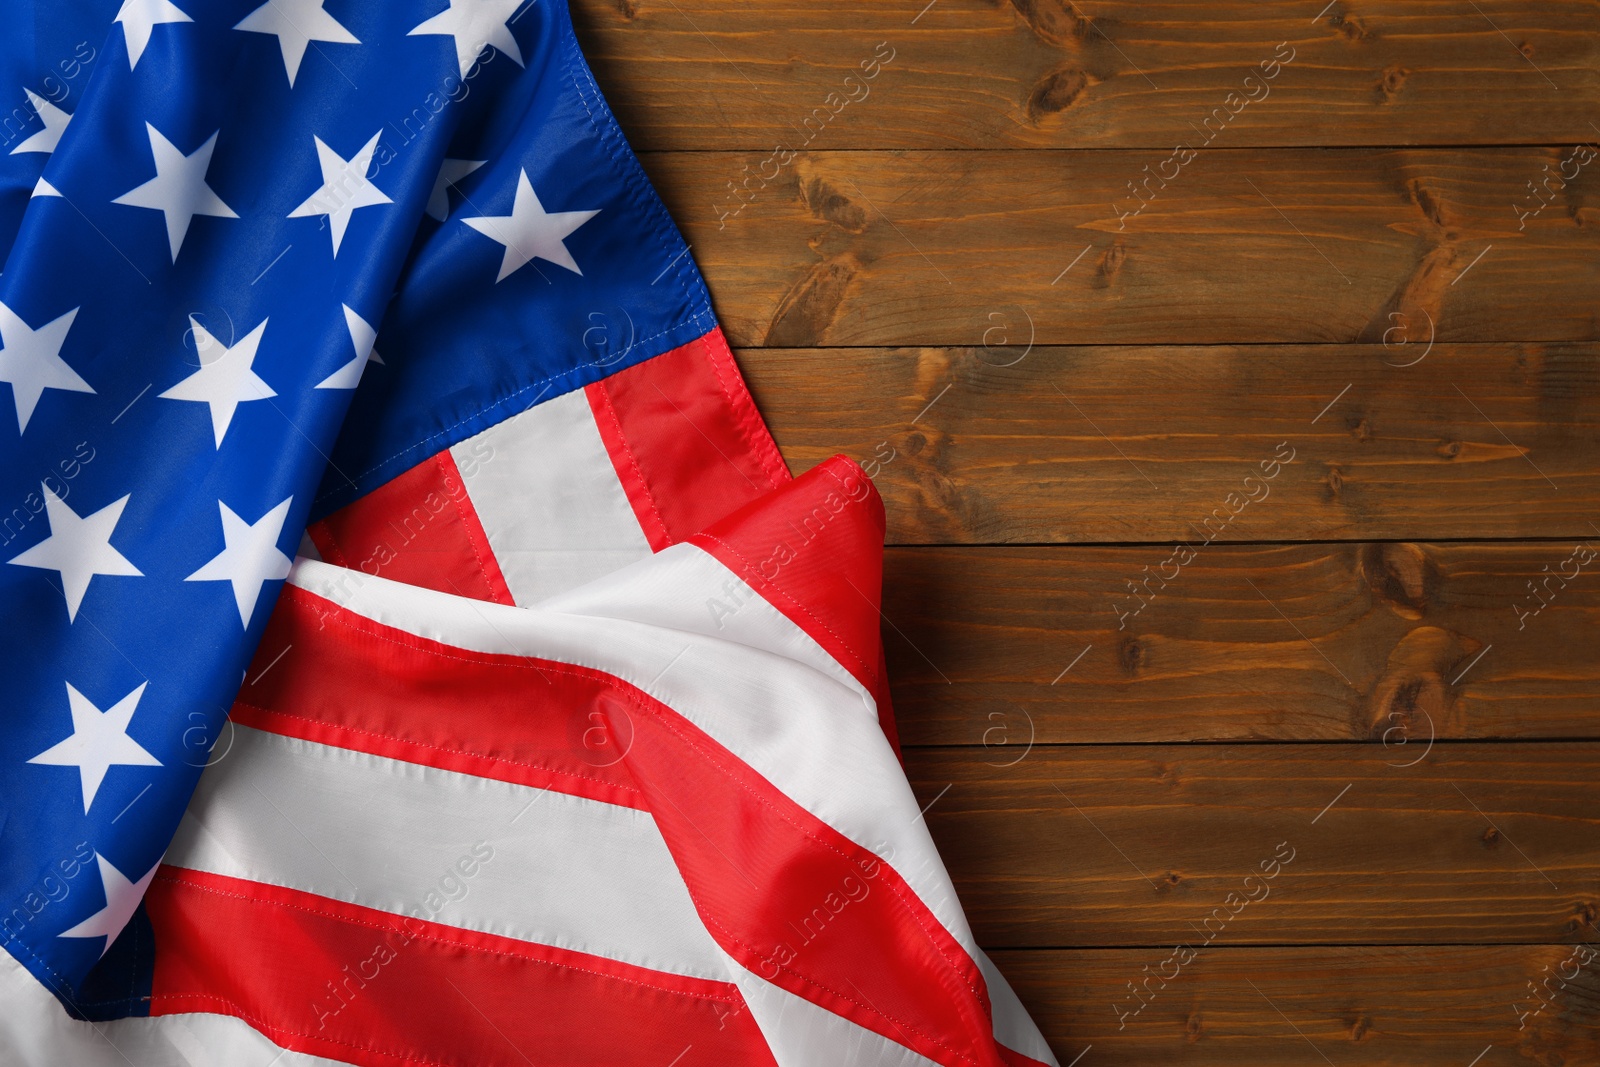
[572,2,1600,1061]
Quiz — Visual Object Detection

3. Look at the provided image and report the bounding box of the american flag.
[0,2,1056,1064]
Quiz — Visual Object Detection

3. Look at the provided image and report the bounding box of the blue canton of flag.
[0,0,707,1014]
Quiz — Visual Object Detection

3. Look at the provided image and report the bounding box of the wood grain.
[903,743,1600,947]
[571,0,1600,150]
[989,944,1600,1064]
[578,1,1600,1049]
[740,344,1600,544]
[640,148,1600,347]
[880,541,1600,745]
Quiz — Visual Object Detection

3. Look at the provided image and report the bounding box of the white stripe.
[0,951,348,1067]
[289,551,969,948]
[976,948,1060,1066]
[289,550,1062,1062]
[450,389,652,605]
[287,548,1054,1060]
[715,947,942,1067]
[168,724,726,982]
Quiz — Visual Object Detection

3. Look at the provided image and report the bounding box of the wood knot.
[1437,439,1463,459]
[1519,40,1536,59]
[764,254,859,346]
[1010,0,1094,46]
[1358,542,1435,619]
[1346,414,1372,442]
[1567,901,1599,932]
[904,431,927,456]
[1094,241,1126,288]
[1028,67,1093,120]
[1349,1015,1372,1042]
[1323,463,1344,501]
[1377,65,1409,98]
[799,175,867,233]
[1481,825,1501,846]
[1161,871,1182,889]
[1363,626,1477,739]
[616,0,638,19]
[1118,633,1144,674]
[1407,179,1447,229]
[1330,14,1373,41]
[1185,1011,1203,1042]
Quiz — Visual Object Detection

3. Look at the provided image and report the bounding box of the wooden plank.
[738,344,1600,544]
[572,0,1600,150]
[904,743,1600,946]
[640,149,1600,347]
[879,541,1600,745]
[989,944,1600,1065]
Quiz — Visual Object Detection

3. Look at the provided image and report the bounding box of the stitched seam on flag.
[230,696,646,804]
[122,904,146,1009]
[699,331,789,490]
[307,520,351,568]
[694,915,972,1067]
[558,8,714,315]
[694,530,876,687]
[624,700,984,1066]
[285,593,989,1050]
[146,995,441,1067]
[317,308,717,504]
[587,381,671,547]
[314,0,720,516]
[435,451,514,605]
[1,930,85,1011]
[0,925,154,1017]
[153,871,746,1005]
[627,703,985,1062]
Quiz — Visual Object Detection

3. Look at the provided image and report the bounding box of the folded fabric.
[0,2,1056,1063]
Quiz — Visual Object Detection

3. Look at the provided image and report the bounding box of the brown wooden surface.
[880,542,1600,745]
[905,743,1600,946]
[742,344,1600,543]
[992,945,1600,1064]
[643,147,1600,348]
[645,149,1600,348]
[573,0,1600,150]
[579,0,1600,1059]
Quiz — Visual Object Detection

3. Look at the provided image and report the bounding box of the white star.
[32,177,62,198]
[112,124,237,262]
[58,853,160,958]
[10,90,71,155]
[463,170,599,281]
[288,132,392,257]
[160,318,275,447]
[426,157,485,221]
[7,487,142,622]
[29,682,161,813]
[235,0,360,87]
[409,0,525,79]
[0,302,92,433]
[115,0,193,70]
[315,305,383,389]
[186,497,293,626]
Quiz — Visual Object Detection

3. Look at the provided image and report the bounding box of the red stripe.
[999,1044,1057,1067]
[586,326,789,553]
[607,684,1003,1067]
[579,332,923,750]
[146,867,775,1067]
[690,455,896,737]
[306,451,515,606]
[251,579,1010,1066]
[235,584,647,810]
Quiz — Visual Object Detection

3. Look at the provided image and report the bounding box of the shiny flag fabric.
[0,2,1056,1064]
